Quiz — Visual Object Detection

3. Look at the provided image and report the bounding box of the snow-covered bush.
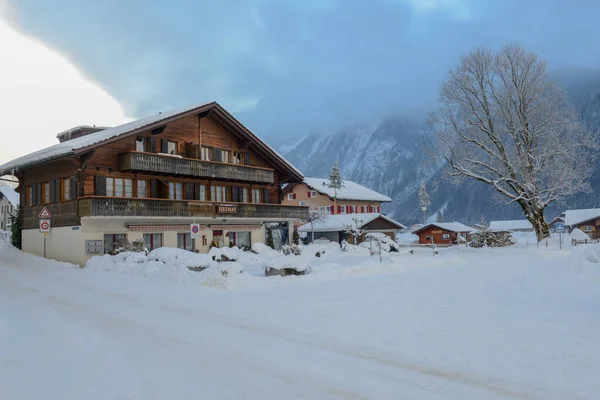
[110,238,147,255]
[209,246,243,262]
[281,244,292,255]
[469,228,514,248]
[148,248,213,270]
[305,243,328,258]
[363,233,400,252]
[291,244,301,256]
[265,255,310,276]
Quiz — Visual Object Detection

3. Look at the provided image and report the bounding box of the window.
[311,191,318,197]
[143,233,163,251]
[44,182,50,204]
[63,178,70,200]
[300,201,307,206]
[103,233,126,254]
[115,178,124,197]
[197,184,207,201]
[350,205,356,214]
[106,178,114,196]
[177,233,195,251]
[211,186,228,202]
[201,147,212,161]
[241,188,248,203]
[107,178,133,198]
[287,193,297,200]
[169,183,183,200]
[136,137,148,152]
[583,225,593,232]
[221,150,230,163]
[340,205,347,214]
[320,206,329,214]
[167,141,177,155]
[442,233,450,239]
[232,151,242,165]
[137,180,147,198]
[227,231,250,248]
[251,189,261,204]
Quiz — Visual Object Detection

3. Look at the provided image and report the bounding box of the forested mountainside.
[284,67,600,225]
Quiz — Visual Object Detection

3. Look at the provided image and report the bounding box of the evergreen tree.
[328,161,345,213]
[266,228,275,249]
[9,205,22,249]
[292,226,300,245]
[436,211,444,223]
[418,181,431,224]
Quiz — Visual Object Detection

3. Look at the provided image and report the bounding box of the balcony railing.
[120,152,275,184]
[78,197,308,220]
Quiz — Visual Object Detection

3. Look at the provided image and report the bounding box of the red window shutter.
[337,205,342,214]
[307,191,311,198]
[293,193,297,199]
[330,205,335,214]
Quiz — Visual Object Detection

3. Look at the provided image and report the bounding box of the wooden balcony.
[78,197,308,220]
[22,200,79,230]
[119,152,275,184]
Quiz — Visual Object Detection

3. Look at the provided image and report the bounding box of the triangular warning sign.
[39,207,52,218]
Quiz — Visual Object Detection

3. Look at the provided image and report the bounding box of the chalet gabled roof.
[413,222,475,234]
[297,213,405,233]
[565,208,600,227]
[0,102,303,182]
[284,177,391,202]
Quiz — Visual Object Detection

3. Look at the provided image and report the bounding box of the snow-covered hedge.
[265,255,310,275]
[209,246,244,262]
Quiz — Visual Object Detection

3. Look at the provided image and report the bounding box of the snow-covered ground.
[1,236,599,399]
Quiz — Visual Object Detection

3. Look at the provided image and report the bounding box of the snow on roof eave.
[413,222,474,234]
[297,213,405,233]
[302,177,391,202]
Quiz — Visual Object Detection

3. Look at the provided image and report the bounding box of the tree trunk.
[519,201,550,242]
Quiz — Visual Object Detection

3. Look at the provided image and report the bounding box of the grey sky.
[6,0,600,141]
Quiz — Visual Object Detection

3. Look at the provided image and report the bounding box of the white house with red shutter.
[282,177,390,215]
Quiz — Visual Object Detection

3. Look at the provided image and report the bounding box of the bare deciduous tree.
[343,217,365,244]
[434,43,597,241]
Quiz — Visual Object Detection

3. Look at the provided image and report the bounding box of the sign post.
[556,222,565,250]
[190,223,200,239]
[39,219,51,258]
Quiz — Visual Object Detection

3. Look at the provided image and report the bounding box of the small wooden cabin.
[413,222,474,245]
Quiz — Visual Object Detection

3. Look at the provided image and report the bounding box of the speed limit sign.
[39,219,51,234]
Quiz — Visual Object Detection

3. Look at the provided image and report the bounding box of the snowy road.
[1,245,599,399]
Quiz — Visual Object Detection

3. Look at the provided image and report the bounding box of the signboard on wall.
[217,205,237,214]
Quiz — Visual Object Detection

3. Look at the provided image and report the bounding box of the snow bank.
[148,247,213,268]
[570,228,590,241]
[396,232,418,245]
[209,246,243,261]
[265,255,310,272]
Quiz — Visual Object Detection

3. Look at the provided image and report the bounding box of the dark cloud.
[7,0,600,141]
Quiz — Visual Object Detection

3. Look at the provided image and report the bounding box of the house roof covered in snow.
[298,213,405,233]
[488,220,533,232]
[565,208,600,226]
[413,222,475,234]
[0,102,303,182]
[287,177,391,202]
[0,186,19,206]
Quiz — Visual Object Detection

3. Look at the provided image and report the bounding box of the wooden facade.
[13,103,307,230]
[571,218,600,239]
[415,226,471,245]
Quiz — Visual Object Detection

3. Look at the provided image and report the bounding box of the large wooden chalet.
[0,102,307,265]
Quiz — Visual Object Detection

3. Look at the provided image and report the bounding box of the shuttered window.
[42,182,50,204]
[242,188,248,203]
[194,184,207,201]
[201,147,212,161]
[232,151,242,165]
[63,178,70,201]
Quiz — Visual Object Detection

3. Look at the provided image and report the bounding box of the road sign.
[190,223,200,239]
[556,222,565,233]
[39,219,51,234]
[39,207,52,218]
